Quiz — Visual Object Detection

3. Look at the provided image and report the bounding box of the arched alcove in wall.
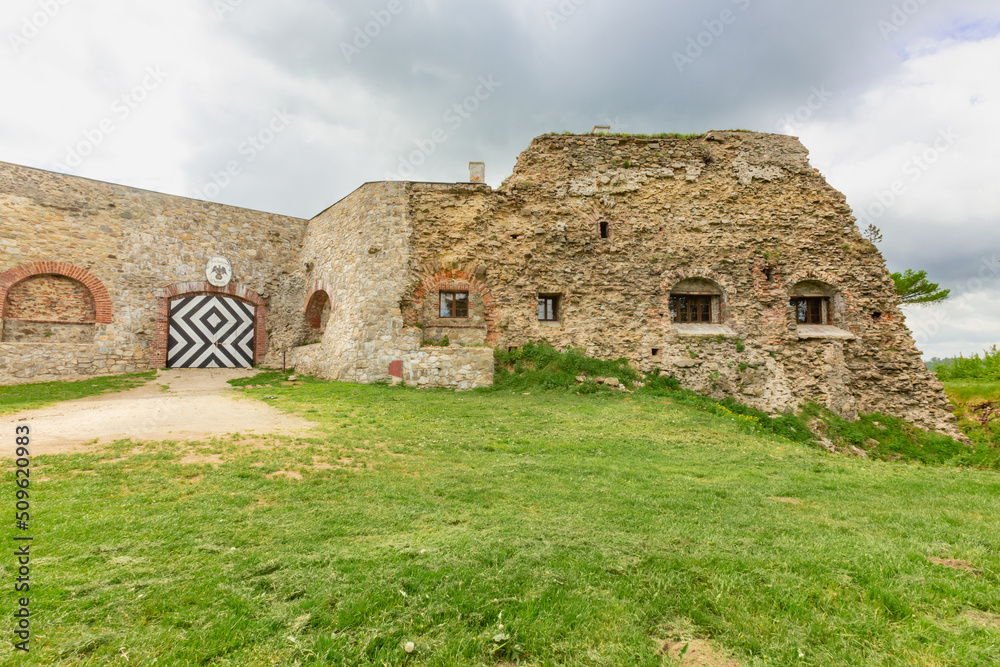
[304,288,332,343]
[0,262,112,343]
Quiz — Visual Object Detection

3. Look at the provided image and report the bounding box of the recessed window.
[670,295,714,323]
[791,297,829,325]
[872,312,883,322]
[538,294,560,322]
[599,221,610,239]
[439,291,469,318]
[651,348,661,357]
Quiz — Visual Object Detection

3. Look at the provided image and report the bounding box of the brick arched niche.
[0,262,112,343]
[662,270,733,325]
[151,282,268,368]
[304,280,332,344]
[405,270,498,345]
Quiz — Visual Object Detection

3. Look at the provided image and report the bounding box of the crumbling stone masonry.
[0,131,959,437]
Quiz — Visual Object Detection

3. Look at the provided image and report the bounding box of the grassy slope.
[943,381,1000,447]
[6,377,1000,666]
[0,371,155,415]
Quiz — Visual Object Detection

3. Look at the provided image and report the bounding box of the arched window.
[1,274,97,343]
[789,281,835,325]
[669,278,724,324]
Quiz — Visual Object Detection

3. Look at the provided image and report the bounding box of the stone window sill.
[796,325,855,340]
[672,324,738,338]
[538,320,562,328]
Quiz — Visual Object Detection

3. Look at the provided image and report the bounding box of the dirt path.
[2,368,318,455]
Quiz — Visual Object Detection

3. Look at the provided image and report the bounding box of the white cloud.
[795,34,1000,359]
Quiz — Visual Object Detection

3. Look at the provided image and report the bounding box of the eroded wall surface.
[399,132,957,435]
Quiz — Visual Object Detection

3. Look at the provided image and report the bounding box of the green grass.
[0,371,155,415]
[944,381,1000,450]
[5,370,1000,665]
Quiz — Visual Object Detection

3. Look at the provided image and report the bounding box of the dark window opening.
[651,348,661,357]
[599,221,610,239]
[538,295,560,322]
[764,268,775,282]
[669,295,714,324]
[872,312,883,322]
[510,234,521,240]
[791,297,829,325]
[439,291,469,318]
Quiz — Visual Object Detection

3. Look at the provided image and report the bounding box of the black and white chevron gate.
[167,295,256,368]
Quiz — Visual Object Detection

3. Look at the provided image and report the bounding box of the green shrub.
[935,345,1000,381]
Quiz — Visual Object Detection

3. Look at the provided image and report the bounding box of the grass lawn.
[4,376,1000,665]
[0,371,155,415]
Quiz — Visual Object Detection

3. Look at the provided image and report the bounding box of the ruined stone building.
[0,131,958,436]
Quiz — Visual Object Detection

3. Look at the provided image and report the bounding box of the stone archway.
[151,282,268,368]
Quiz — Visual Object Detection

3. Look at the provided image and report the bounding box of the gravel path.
[2,368,318,455]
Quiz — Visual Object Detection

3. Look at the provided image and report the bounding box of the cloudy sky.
[1,0,998,359]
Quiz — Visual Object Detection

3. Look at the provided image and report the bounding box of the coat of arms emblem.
[206,256,233,287]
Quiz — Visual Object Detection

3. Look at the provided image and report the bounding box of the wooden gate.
[167,295,256,368]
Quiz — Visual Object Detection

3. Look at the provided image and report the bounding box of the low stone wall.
[291,342,494,391]
[0,342,145,384]
[402,348,494,390]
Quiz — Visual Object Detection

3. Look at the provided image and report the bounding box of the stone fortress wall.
[0,131,959,437]
[0,161,308,383]
[395,132,957,436]
[290,181,494,390]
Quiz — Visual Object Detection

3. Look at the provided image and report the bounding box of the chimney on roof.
[469,162,485,184]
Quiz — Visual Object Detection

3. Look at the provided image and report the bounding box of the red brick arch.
[407,270,498,344]
[0,261,112,323]
[304,280,333,329]
[150,281,268,368]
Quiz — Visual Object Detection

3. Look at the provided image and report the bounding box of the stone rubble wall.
[0,161,309,383]
[292,182,495,390]
[402,347,494,390]
[401,132,959,437]
[293,182,421,383]
[0,336,138,383]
